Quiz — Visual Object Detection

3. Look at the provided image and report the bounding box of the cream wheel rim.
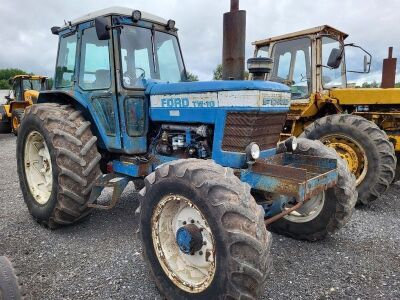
[284,192,325,223]
[24,131,53,205]
[151,194,216,293]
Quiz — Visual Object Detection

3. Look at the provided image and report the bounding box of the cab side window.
[79,27,111,90]
[55,33,77,88]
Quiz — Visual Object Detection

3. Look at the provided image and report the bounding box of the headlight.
[284,137,297,152]
[132,10,142,22]
[246,143,260,161]
[167,19,176,30]
[276,137,297,154]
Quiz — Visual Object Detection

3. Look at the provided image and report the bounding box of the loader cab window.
[270,38,311,99]
[79,27,111,90]
[55,33,77,88]
[322,37,345,89]
[256,46,269,58]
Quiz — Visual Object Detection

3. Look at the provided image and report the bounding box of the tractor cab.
[6,75,48,104]
[252,25,371,102]
[46,7,187,154]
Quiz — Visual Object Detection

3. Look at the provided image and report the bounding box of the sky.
[0,0,399,82]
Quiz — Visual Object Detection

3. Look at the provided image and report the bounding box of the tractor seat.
[94,69,111,89]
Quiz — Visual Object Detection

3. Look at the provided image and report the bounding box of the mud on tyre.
[16,103,102,228]
[0,256,24,300]
[139,159,271,299]
[268,138,358,241]
[300,114,396,205]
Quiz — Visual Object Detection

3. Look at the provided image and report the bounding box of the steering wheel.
[124,68,146,87]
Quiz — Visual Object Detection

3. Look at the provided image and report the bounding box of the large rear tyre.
[0,256,23,300]
[139,159,271,299]
[269,138,358,241]
[300,114,396,205]
[16,104,102,228]
[11,109,24,136]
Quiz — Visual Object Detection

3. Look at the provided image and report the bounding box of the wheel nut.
[191,220,194,224]
[199,251,203,255]
[183,221,187,225]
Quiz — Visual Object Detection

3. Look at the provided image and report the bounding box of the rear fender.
[37,91,107,149]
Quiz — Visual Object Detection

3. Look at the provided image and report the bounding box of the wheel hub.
[320,134,368,185]
[152,195,216,293]
[176,224,204,254]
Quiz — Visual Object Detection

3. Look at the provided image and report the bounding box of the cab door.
[76,21,122,151]
[111,21,149,155]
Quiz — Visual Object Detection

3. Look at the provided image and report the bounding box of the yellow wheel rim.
[320,134,368,186]
[12,116,19,130]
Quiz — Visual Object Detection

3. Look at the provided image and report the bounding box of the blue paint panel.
[146,80,290,95]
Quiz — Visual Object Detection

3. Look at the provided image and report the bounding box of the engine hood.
[146,80,290,95]
[147,80,291,124]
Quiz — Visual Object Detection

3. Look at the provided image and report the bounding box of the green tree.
[213,64,250,80]
[361,81,379,88]
[0,68,30,89]
[213,64,223,80]
[395,82,400,88]
[186,72,199,82]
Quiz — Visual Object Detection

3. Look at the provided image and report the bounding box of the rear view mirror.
[94,17,110,40]
[345,44,372,74]
[327,48,343,69]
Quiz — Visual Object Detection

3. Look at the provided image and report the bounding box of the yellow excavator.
[0,75,48,135]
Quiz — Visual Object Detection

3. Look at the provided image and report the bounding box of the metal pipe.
[265,202,303,226]
[231,0,239,11]
[222,0,246,80]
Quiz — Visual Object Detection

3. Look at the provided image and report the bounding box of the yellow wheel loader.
[252,25,398,205]
[0,75,48,135]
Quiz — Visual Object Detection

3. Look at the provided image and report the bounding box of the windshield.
[267,38,312,99]
[22,79,42,91]
[119,26,186,89]
[322,37,345,88]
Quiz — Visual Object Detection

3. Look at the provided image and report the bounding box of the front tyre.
[140,159,271,299]
[269,138,358,241]
[16,104,102,228]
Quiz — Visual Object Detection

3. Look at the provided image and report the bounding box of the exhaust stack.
[381,47,397,88]
[222,0,246,80]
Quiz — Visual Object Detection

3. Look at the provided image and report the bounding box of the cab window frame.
[55,31,78,89]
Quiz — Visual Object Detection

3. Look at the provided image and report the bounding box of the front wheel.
[139,159,271,299]
[268,138,358,241]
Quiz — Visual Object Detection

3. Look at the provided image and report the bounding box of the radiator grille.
[222,112,287,152]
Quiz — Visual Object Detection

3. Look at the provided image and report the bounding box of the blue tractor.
[16,7,357,299]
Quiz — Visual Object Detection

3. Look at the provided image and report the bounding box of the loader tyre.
[269,138,358,241]
[0,256,23,300]
[139,159,271,299]
[0,107,11,133]
[300,114,396,205]
[16,103,102,228]
[11,109,24,136]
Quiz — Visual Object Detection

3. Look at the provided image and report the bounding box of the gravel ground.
[1,133,399,300]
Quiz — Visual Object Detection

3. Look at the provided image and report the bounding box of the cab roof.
[12,75,47,80]
[61,6,169,29]
[253,25,349,47]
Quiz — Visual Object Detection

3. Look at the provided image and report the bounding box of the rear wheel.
[268,138,358,241]
[11,108,24,136]
[301,114,396,205]
[16,103,102,228]
[140,159,271,299]
[0,257,23,300]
